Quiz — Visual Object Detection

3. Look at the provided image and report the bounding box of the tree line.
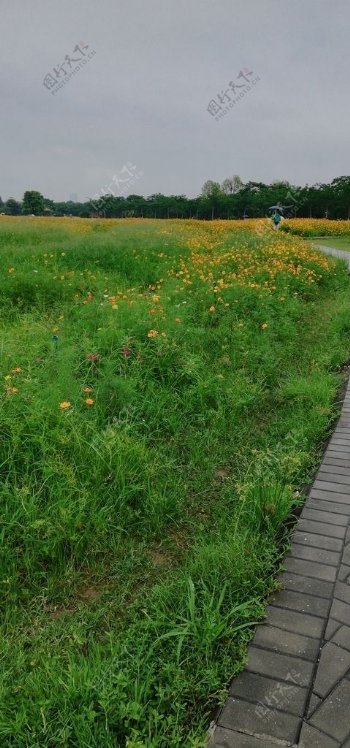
[3,176,350,220]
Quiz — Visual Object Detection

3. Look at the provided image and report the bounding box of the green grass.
[312,237,350,251]
[1,217,350,747]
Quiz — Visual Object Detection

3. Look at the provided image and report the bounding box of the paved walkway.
[315,244,350,269]
[208,245,350,747]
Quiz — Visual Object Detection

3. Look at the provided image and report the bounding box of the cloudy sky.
[1,0,348,201]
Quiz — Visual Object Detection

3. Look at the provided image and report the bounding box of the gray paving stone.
[290,542,340,566]
[246,647,313,687]
[338,564,350,582]
[330,598,350,626]
[307,693,322,718]
[284,556,337,582]
[313,642,350,698]
[292,531,343,552]
[308,498,350,516]
[323,444,350,454]
[279,572,334,599]
[265,605,324,638]
[324,457,350,468]
[318,464,350,477]
[305,498,350,527]
[270,589,329,617]
[218,696,300,744]
[310,488,350,505]
[309,679,350,741]
[313,480,350,497]
[254,624,319,659]
[297,518,346,539]
[342,545,350,565]
[325,618,341,640]
[301,507,350,526]
[334,581,350,605]
[316,473,350,491]
[332,625,350,651]
[298,723,339,747]
[208,726,278,748]
[229,671,308,716]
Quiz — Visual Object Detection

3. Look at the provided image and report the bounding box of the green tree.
[22,190,45,215]
[5,197,21,215]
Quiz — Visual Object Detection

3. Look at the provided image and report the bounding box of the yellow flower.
[11,367,22,374]
[84,398,94,406]
[147,330,158,338]
[6,386,18,395]
[8,268,15,273]
[209,305,216,313]
[261,323,268,329]
[83,386,93,393]
[59,401,71,410]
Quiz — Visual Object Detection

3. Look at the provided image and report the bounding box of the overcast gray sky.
[1,0,349,201]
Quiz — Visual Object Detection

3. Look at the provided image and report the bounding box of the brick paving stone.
[291,531,343,552]
[318,464,350,477]
[332,625,350,651]
[338,564,350,582]
[334,581,350,605]
[316,474,350,491]
[309,679,350,742]
[310,488,350,505]
[229,671,308,716]
[290,543,340,566]
[265,605,324,638]
[325,618,341,640]
[324,457,350,468]
[323,447,350,457]
[313,480,350,497]
[308,498,350,516]
[218,696,300,744]
[298,723,339,747]
[342,545,350,564]
[246,647,313,687]
[270,589,329,617]
[279,572,334,599]
[253,624,319,659]
[307,694,322,718]
[313,642,350,697]
[283,556,337,582]
[208,726,278,747]
[297,519,346,539]
[329,598,350,626]
[301,507,350,526]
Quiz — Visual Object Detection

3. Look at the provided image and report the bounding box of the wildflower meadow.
[2,216,350,746]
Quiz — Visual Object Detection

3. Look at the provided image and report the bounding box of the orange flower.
[261,323,268,329]
[83,386,93,393]
[11,367,22,374]
[147,330,158,338]
[6,386,18,395]
[84,398,94,406]
[149,308,156,315]
[175,318,181,323]
[209,305,216,313]
[59,401,71,409]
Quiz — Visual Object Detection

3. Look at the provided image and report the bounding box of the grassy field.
[2,216,350,747]
[313,237,350,251]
